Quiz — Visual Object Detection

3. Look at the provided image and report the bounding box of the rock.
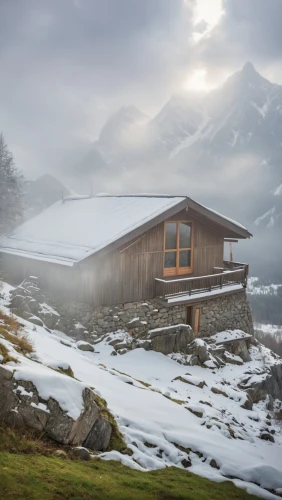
[60,339,73,348]
[108,339,121,347]
[232,340,251,362]
[149,324,194,355]
[117,349,128,355]
[45,388,100,445]
[223,351,243,365]
[210,459,219,469]
[186,407,204,418]
[73,447,91,461]
[9,295,25,309]
[198,345,209,363]
[127,318,143,329]
[190,355,199,366]
[243,363,282,404]
[211,387,228,398]
[0,365,103,448]
[266,394,274,411]
[83,416,112,451]
[29,316,44,327]
[240,394,253,410]
[76,341,95,352]
[181,458,192,468]
[260,432,275,443]
[114,342,128,351]
[110,350,117,356]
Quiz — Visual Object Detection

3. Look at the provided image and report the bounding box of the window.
[164,221,193,276]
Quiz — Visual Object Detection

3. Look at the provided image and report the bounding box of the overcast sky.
[1,0,282,179]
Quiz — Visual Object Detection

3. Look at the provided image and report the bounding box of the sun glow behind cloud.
[183,68,214,92]
[191,0,224,43]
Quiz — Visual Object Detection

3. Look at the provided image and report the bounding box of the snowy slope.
[1,283,282,499]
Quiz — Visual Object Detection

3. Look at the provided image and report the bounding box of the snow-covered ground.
[255,323,282,340]
[1,282,282,499]
[248,277,282,296]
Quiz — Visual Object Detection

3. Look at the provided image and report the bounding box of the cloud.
[1,0,282,184]
[196,0,282,78]
[0,0,197,177]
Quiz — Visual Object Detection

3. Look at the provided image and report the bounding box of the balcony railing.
[155,262,248,302]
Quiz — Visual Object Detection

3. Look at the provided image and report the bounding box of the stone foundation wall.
[51,290,253,340]
[53,298,186,339]
[198,291,254,337]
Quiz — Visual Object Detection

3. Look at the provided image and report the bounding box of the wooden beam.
[224,238,238,243]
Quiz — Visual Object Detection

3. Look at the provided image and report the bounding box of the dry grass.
[0,310,34,356]
[0,343,18,364]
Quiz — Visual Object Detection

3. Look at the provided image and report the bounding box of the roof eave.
[186,198,252,239]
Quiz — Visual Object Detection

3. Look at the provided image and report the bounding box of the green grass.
[0,427,259,500]
[0,451,260,500]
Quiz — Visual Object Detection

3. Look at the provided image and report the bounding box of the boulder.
[241,363,282,404]
[148,325,194,355]
[73,447,91,461]
[240,394,253,410]
[76,341,95,352]
[260,432,275,443]
[231,340,251,362]
[127,318,143,329]
[83,416,112,451]
[46,388,100,445]
[29,316,44,327]
[181,458,192,468]
[223,352,244,366]
[0,365,111,450]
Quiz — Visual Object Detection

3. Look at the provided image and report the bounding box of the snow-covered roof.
[0,194,251,267]
[0,195,186,266]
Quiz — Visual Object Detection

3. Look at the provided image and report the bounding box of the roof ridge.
[63,194,187,202]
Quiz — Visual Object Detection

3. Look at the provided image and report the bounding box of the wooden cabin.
[0,195,252,314]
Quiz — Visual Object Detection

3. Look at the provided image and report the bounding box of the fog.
[1,0,282,280]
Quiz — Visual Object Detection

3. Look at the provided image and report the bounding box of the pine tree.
[0,133,23,235]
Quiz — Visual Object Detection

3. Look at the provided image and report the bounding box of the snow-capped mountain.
[75,105,150,175]
[254,182,282,229]
[72,63,282,235]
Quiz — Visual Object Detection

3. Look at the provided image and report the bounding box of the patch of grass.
[111,368,151,388]
[0,342,18,364]
[0,426,70,456]
[93,393,127,452]
[53,365,75,378]
[0,310,21,334]
[0,448,260,500]
[0,311,34,356]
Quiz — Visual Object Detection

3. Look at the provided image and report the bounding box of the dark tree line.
[255,330,282,357]
[0,134,23,282]
[0,133,23,235]
[249,293,282,326]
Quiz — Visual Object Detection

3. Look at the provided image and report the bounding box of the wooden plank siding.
[2,210,225,306]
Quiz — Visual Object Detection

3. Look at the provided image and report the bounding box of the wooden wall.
[2,209,225,306]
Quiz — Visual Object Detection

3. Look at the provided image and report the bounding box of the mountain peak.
[242,61,256,75]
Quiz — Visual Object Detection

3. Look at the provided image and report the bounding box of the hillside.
[1,281,282,499]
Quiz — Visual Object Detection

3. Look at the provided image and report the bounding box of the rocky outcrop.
[8,277,61,330]
[0,365,111,451]
[240,363,282,403]
[148,325,194,355]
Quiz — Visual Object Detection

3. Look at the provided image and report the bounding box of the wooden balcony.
[155,261,248,304]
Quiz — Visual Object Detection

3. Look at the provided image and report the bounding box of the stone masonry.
[51,289,253,340]
[197,291,254,337]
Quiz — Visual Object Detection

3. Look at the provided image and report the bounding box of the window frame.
[163,220,193,276]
